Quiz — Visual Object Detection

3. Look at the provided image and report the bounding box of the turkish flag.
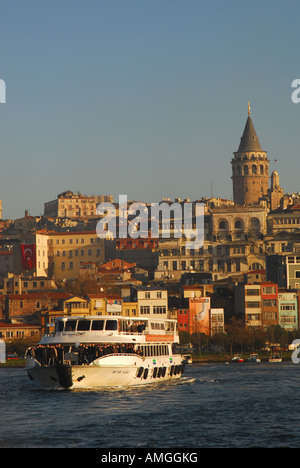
[20,244,36,270]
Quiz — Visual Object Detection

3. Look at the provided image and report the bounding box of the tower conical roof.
[237,111,263,153]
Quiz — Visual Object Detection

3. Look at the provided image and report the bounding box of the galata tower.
[231,103,269,205]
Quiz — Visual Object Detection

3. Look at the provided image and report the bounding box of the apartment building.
[132,286,168,318]
[235,283,262,327]
[261,282,278,328]
[36,230,105,281]
[234,281,279,328]
[278,289,299,331]
[267,250,300,289]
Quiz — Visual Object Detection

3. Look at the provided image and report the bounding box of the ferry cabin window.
[105,320,118,331]
[77,320,91,331]
[138,345,169,357]
[91,320,104,331]
[150,322,165,331]
[56,321,64,332]
[65,320,77,331]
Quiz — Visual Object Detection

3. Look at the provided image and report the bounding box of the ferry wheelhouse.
[26,315,184,389]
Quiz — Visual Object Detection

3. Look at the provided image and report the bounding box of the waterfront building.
[131,286,168,318]
[235,283,262,328]
[176,298,224,336]
[261,281,278,328]
[234,281,279,329]
[278,288,299,331]
[177,309,189,333]
[210,308,225,336]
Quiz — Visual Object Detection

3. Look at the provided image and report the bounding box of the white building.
[135,287,168,318]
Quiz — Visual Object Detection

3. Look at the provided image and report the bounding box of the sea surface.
[0,362,299,448]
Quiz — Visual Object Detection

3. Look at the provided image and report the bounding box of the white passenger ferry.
[25,315,185,389]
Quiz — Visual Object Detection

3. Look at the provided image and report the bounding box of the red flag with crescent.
[20,244,36,270]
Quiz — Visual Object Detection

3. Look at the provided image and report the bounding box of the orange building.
[189,297,211,336]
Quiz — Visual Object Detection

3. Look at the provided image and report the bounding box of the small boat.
[232,354,244,363]
[248,353,261,363]
[269,354,282,363]
[182,354,193,364]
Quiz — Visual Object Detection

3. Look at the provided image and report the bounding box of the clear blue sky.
[0,0,299,219]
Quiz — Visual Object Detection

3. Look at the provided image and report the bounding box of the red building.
[260,281,278,328]
[177,309,189,333]
[116,238,158,250]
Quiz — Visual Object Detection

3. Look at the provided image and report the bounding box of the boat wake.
[175,377,196,385]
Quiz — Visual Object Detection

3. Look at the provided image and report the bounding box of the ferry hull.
[26,356,184,390]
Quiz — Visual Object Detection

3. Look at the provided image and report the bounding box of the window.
[280,316,296,323]
[65,320,77,331]
[145,292,150,299]
[91,320,104,331]
[263,300,277,307]
[153,306,167,314]
[105,320,118,331]
[263,287,276,294]
[234,220,243,229]
[140,306,150,315]
[77,320,91,331]
[247,289,260,296]
[280,303,296,311]
[219,221,228,230]
[247,301,260,308]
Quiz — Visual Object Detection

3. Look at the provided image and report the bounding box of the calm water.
[0,362,299,448]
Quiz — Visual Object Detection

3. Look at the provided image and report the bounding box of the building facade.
[44,190,113,218]
[278,289,299,331]
[36,231,105,280]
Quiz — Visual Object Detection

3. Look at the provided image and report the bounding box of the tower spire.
[248,101,251,116]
